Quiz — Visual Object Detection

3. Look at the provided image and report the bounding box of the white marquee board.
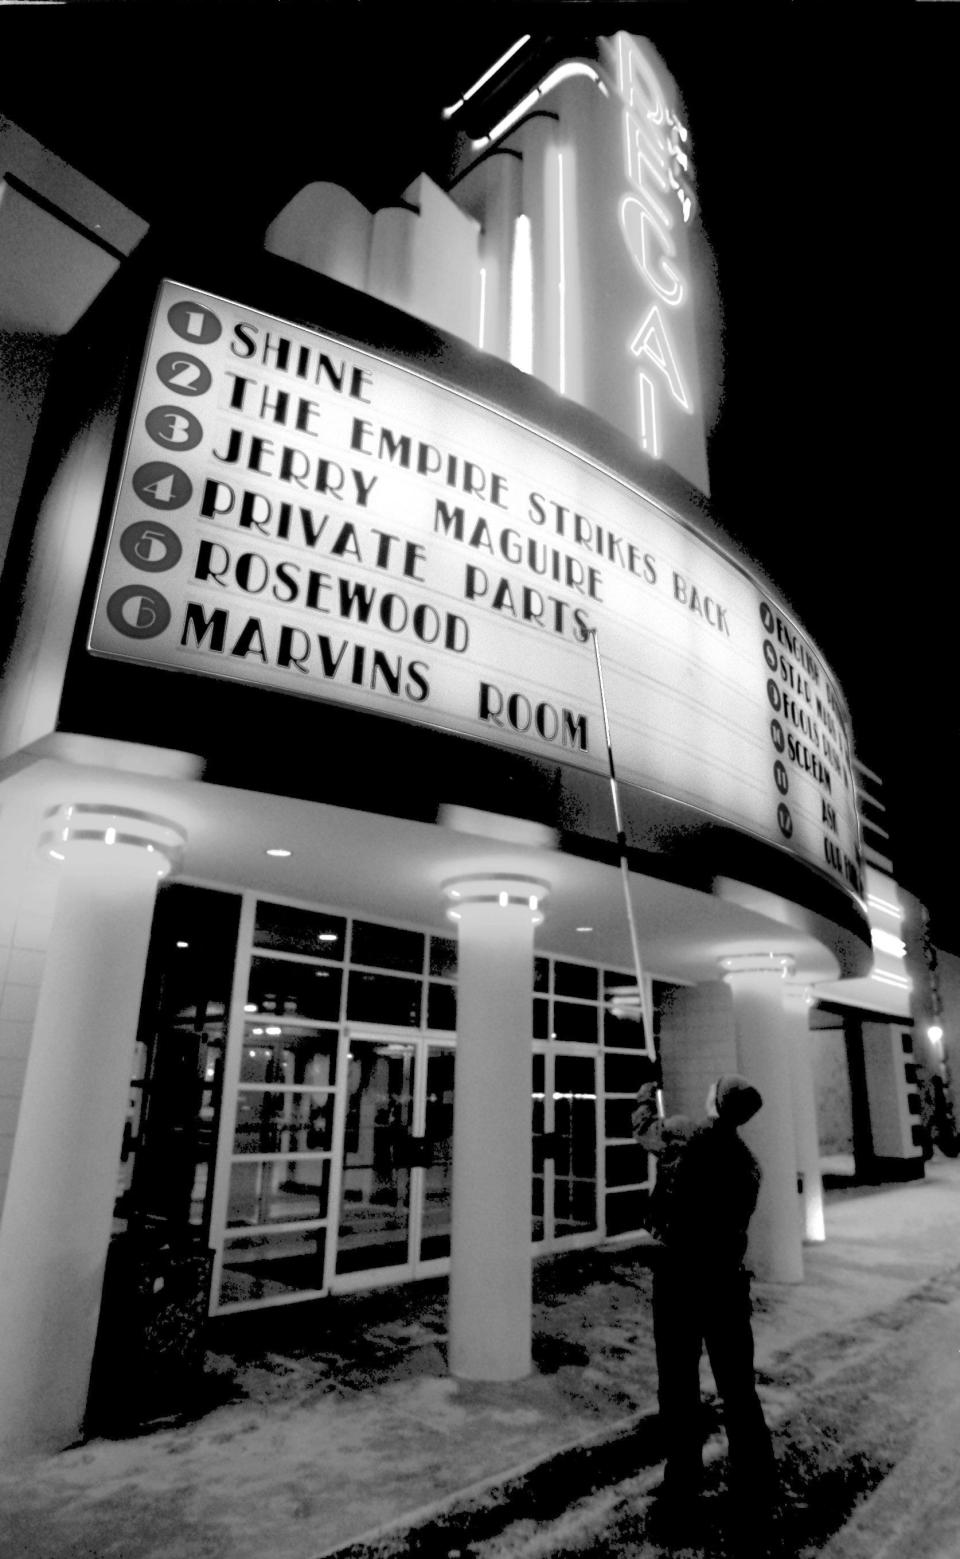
[89,281,862,896]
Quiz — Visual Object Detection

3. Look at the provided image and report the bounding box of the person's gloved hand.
[635,1081,660,1106]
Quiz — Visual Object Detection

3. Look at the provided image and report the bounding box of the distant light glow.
[265,847,292,858]
[104,826,116,846]
[929,1024,944,1045]
[176,940,189,949]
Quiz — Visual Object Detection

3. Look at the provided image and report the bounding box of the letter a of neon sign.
[629,304,692,412]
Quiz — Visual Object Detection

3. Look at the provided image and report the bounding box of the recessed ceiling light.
[176,940,189,949]
[575,926,594,933]
[265,847,292,858]
[317,932,338,942]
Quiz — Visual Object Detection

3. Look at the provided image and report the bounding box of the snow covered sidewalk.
[1,1159,959,1559]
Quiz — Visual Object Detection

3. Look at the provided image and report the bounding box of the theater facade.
[0,32,921,1457]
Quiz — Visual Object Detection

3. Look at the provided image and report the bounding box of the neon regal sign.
[451,33,711,495]
[614,34,696,462]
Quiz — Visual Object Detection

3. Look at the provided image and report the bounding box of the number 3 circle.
[145,405,203,451]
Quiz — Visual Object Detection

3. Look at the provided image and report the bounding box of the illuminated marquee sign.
[89,282,861,896]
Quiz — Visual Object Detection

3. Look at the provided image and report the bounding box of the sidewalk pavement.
[2,1158,960,1559]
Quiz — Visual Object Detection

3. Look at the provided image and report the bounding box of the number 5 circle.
[145,405,203,451]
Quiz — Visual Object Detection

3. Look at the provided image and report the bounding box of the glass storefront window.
[347,970,421,1027]
[604,1052,653,1095]
[239,1025,337,1087]
[350,920,424,973]
[554,961,599,1001]
[426,981,456,1031]
[121,883,241,1241]
[429,936,458,979]
[605,1142,647,1188]
[219,1227,327,1305]
[253,902,346,960]
[533,996,549,1040]
[248,957,342,1021]
[602,1008,649,1049]
[233,1091,333,1155]
[227,1158,330,1227]
[209,898,664,1310]
[552,1000,599,1044]
[605,1097,639,1140]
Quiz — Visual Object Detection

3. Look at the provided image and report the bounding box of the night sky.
[2,2,958,942]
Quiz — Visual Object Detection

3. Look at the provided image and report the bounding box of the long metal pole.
[590,630,657,1065]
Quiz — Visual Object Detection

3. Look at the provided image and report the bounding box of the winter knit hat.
[715,1074,763,1126]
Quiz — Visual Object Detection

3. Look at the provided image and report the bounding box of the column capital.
[719,952,796,981]
[783,981,815,1007]
[38,803,186,880]
[441,873,550,928]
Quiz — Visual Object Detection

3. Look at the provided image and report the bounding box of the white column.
[784,983,826,1243]
[0,803,184,1458]
[720,954,803,1284]
[442,873,549,1380]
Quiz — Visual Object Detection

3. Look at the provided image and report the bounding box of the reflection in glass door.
[334,1034,454,1282]
[420,1046,454,1262]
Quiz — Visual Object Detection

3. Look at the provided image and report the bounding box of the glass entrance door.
[333,1033,454,1286]
[533,1045,600,1251]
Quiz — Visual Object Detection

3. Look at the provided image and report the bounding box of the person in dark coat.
[632,1074,776,1531]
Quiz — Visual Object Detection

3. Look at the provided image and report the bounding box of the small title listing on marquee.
[89,281,861,895]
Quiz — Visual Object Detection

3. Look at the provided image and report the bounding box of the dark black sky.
[2,2,957,942]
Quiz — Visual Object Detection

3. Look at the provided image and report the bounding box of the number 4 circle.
[131,461,192,509]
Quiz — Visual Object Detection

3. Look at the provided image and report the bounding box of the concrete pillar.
[720,954,803,1284]
[442,873,549,1380]
[784,983,826,1243]
[0,803,184,1458]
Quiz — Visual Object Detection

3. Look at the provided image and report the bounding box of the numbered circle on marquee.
[759,600,775,633]
[769,718,786,754]
[776,802,793,839]
[145,405,204,452]
[167,301,222,345]
[766,678,782,713]
[120,521,183,573]
[131,461,192,510]
[155,352,212,397]
[773,760,789,796]
[106,584,172,639]
[762,639,778,673]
